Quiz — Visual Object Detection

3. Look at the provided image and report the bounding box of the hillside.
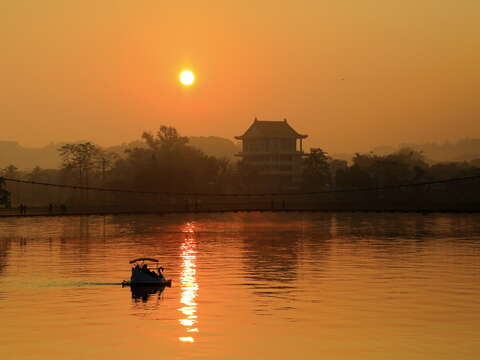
[0,141,61,169]
[0,136,241,170]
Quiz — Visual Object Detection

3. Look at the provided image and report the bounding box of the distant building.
[235,118,307,191]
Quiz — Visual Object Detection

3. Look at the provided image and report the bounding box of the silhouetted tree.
[0,165,19,179]
[429,161,480,180]
[329,159,348,188]
[0,177,11,208]
[59,142,101,186]
[109,126,233,194]
[303,148,331,190]
[58,142,116,187]
[142,126,189,152]
[335,148,428,189]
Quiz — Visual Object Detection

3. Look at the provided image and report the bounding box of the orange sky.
[0,1,479,153]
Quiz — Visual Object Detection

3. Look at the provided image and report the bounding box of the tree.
[58,142,102,186]
[1,165,19,179]
[341,148,429,188]
[329,159,348,188]
[371,148,428,186]
[303,148,331,190]
[141,126,189,152]
[0,178,11,208]
[111,125,234,194]
[28,166,43,182]
[97,152,119,184]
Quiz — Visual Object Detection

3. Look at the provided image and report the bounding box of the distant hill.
[106,140,146,156]
[372,139,480,163]
[0,136,241,170]
[0,141,61,170]
[188,136,240,160]
[107,137,240,160]
[332,139,480,164]
[6,136,478,170]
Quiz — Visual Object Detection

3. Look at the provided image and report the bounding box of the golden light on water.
[178,222,199,343]
[179,70,195,86]
[179,336,194,343]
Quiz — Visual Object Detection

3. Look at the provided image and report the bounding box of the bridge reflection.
[178,222,199,343]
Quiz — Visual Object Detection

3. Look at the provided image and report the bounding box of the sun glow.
[179,70,195,86]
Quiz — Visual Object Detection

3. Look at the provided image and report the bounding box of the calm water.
[0,212,479,359]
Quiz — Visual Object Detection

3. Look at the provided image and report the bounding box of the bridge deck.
[1,204,479,218]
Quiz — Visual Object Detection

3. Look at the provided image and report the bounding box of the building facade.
[235,119,307,191]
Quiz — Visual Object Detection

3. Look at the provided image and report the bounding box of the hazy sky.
[1,1,479,153]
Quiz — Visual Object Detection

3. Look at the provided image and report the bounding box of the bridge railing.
[1,175,480,215]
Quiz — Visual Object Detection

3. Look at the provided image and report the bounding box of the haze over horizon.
[1,1,478,153]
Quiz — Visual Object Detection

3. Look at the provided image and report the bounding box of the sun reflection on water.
[178,222,199,343]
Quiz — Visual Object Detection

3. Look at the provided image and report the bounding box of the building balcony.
[235,150,306,157]
[242,161,302,167]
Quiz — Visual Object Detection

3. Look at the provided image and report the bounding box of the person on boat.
[150,267,159,279]
[140,264,156,278]
[157,267,165,281]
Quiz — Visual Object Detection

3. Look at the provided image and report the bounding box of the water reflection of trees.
[239,212,480,314]
[334,213,480,241]
[0,238,10,276]
[241,213,334,282]
[0,239,11,300]
[242,231,299,284]
[240,213,334,312]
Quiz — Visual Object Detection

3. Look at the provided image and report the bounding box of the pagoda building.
[235,118,308,190]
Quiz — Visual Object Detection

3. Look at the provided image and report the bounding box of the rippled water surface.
[1,212,479,359]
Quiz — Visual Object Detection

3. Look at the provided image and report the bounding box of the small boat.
[122,257,172,287]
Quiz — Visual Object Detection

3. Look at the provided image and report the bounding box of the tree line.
[304,147,480,191]
[1,125,480,208]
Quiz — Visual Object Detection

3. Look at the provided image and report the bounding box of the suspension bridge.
[1,175,480,217]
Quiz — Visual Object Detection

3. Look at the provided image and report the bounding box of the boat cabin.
[124,257,171,286]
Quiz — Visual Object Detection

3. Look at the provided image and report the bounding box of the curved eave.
[235,134,308,139]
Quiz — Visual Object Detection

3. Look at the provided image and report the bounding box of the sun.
[179,70,195,86]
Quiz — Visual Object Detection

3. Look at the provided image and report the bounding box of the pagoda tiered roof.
[235,119,307,139]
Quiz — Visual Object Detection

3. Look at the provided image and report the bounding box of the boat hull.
[122,267,171,287]
[122,279,172,287]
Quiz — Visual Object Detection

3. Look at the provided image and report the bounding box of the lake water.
[0,212,479,359]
